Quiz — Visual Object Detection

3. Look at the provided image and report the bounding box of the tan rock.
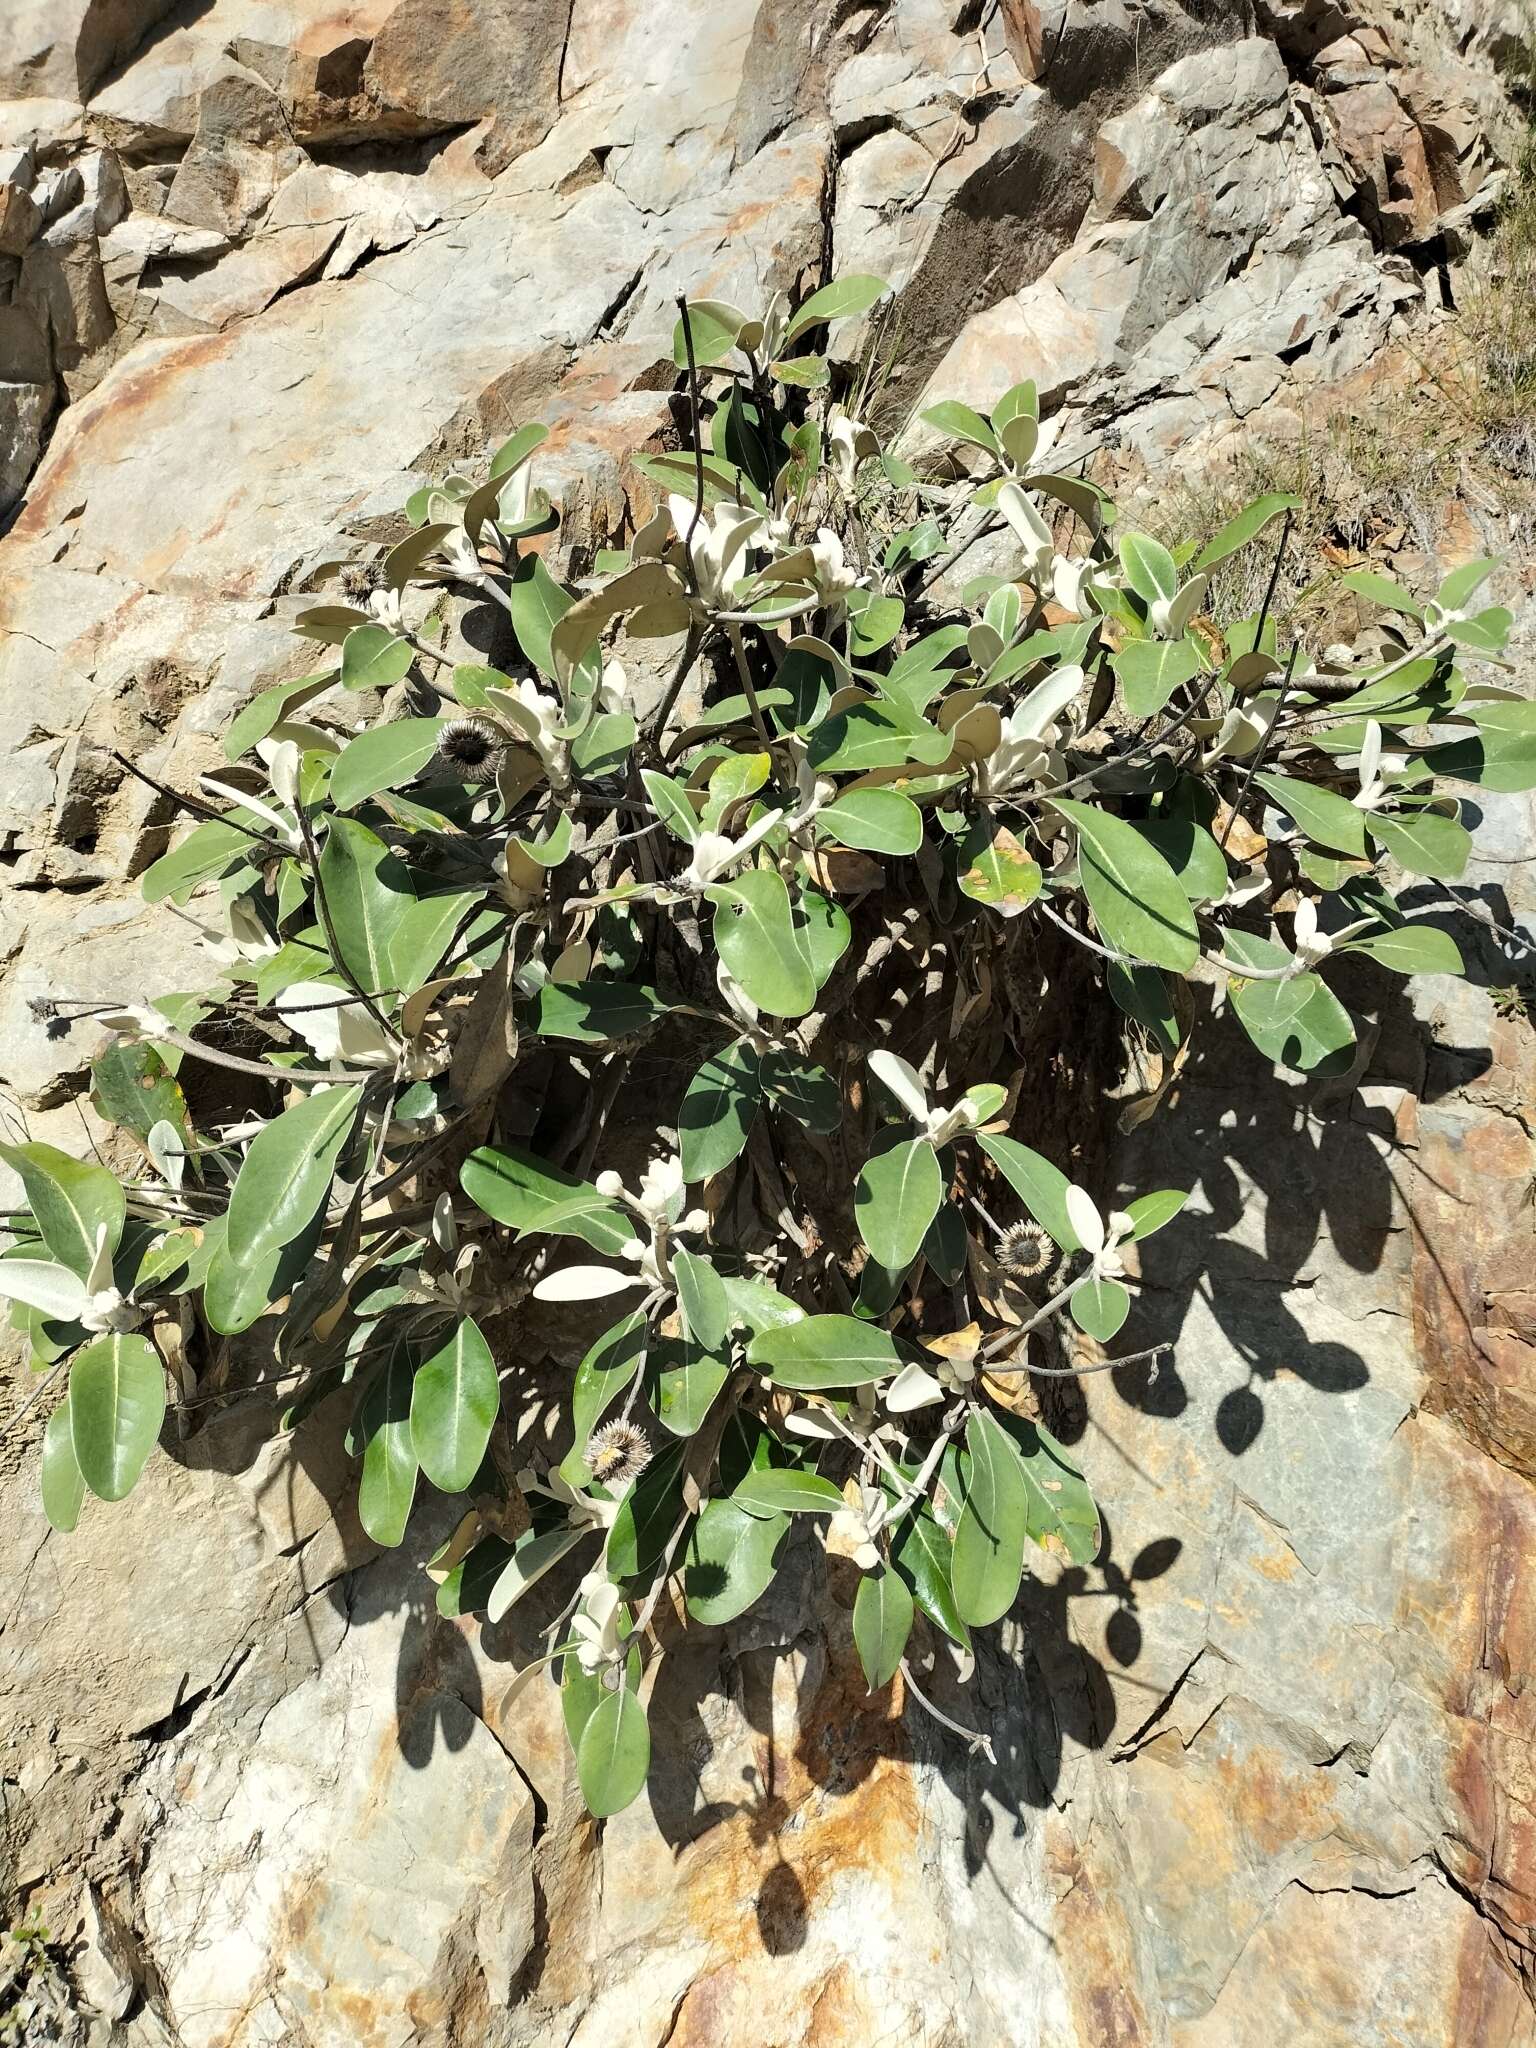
[365,0,567,176]
[0,0,177,102]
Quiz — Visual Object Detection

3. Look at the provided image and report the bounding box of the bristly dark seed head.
[995,1218,1057,1280]
[437,717,504,782]
[340,559,387,604]
[585,1419,652,1489]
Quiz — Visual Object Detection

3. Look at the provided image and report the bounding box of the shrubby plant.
[5,275,1529,1817]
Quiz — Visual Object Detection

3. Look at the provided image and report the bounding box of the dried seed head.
[585,1420,652,1489]
[995,1218,1057,1280]
[340,559,387,605]
[26,996,60,1022]
[437,717,505,782]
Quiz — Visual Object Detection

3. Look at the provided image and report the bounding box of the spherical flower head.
[437,717,505,783]
[585,1419,653,1490]
[996,1218,1057,1281]
[594,1169,625,1199]
[636,1152,684,1225]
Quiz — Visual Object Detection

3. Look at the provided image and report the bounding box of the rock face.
[0,2,1533,2044]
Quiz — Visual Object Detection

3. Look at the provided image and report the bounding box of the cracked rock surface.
[0,1,1533,2042]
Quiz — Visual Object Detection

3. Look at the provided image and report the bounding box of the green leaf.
[514,813,575,869]
[531,979,668,1042]
[356,1327,420,1546]
[1253,773,1368,858]
[140,818,252,904]
[1125,1189,1188,1240]
[560,1310,650,1483]
[957,821,1042,913]
[951,1412,1029,1626]
[1340,923,1465,975]
[783,273,888,346]
[1132,818,1228,904]
[340,624,414,692]
[606,1445,687,1580]
[560,1652,603,1751]
[1339,569,1426,619]
[819,788,923,857]
[488,421,549,481]
[769,354,831,389]
[1367,810,1470,880]
[90,1042,189,1147]
[794,887,850,989]
[461,1146,632,1257]
[318,816,416,993]
[673,1247,730,1352]
[577,1682,651,1818]
[882,626,971,710]
[506,555,572,679]
[891,1500,969,1648]
[1193,492,1299,572]
[732,1467,845,1516]
[1071,1276,1129,1341]
[485,1525,589,1622]
[0,1142,124,1280]
[847,594,905,658]
[641,768,702,844]
[761,1051,841,1133]
[807,701,950,772]
[922,1200,969,1284]
[686,1497,788,1624]
[920,400,1000,456]
[1114,638,1201,718]
[1231,971,1357,1074]
[1424,701,1536,792]
[330,718,443,810]
[653,1342,728,1438]
[226,1083,363,1271]
[410,1318,499,1494]
[225,673,334,760]
[1437,556,1499,611]
[69,1333,164,1503]
[855,1134,942,1270]
[976,1132,1081,1252]
[672,297,749,368]
[679,1040,762,1181]
[389,887,478,999]
[1447,606,1512,655]
[570,712,635,780]
[1106,961,1179,1055]
[41,1396,86,1531]
[711,869,817,1018]
[1008,1416,1101,1562]
[1118,533,1179,605]
[745,1314,900,1389]
[853,1567,914,1690]
[1052,799,1199,972]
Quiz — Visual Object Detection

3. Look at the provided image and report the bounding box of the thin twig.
[1216,643,1301,854]
[1252,508,1293,650]
[647,621,708,742]
[899,1658,996,1763]
[109,751,288,857]
[139,1023,383,1089]
[1,1356,69,1442]
[984,1339,1173,1379]
[676,297,707,599]
[724,621,774,749]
